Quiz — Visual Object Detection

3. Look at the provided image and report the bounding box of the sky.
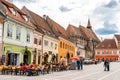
[10,0,120,40]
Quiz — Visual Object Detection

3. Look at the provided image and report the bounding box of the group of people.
[20,62,46,76]
[76,58,83,70]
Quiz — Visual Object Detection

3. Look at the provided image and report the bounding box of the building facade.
[66,20,100,59]
[95,39,118,61]
[43,35,58,63]
[45,16,75,62]
[1,0,34,65]
[33,30,43,64]
[66,24,86,58]
[22,7,58,64]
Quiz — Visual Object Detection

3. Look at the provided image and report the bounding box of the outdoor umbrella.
[70,57,79,60]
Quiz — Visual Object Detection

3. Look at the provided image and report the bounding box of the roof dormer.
[22,15,29,22]
[9,7,16,16]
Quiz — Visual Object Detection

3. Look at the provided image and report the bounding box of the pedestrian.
[104,59,110,71]
[104,59,107,71]
[76,60,80,70]
[80,58,83,70]
[106,60,110,71]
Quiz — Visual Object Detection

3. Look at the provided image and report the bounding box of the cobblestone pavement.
[0,62,120,80]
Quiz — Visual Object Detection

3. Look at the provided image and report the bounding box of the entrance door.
[8,53,19,65]
[24,51,28,65]
[66,53,70,63]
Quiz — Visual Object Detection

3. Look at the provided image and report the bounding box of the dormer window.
[9,8,16,16]
[23,15,29,22]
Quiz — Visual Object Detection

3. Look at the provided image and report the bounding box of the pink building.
[95,39,119,61]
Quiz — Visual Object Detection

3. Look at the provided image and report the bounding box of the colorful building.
[79,19,100,58]
[66,24,86,58]
[95,39,118,61]
[66,19,100,59]
[45,16,75,62]
[0,0,35,65]
[22,7,58,64]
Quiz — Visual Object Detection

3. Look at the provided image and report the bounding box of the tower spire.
[87,18,92,29]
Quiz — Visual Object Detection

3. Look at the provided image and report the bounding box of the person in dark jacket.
[80,58,83,70]
[104,59,110,71]
[77,60,80,70]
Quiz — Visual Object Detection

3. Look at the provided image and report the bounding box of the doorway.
[8,53,19,65]
[24,51,28,65]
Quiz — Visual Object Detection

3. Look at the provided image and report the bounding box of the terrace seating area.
[0,62,71,76]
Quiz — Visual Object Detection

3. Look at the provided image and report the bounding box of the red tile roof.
[114,34,120,42]
[66,24,83,37]
[22,7,52,34]
[0,0,34,28]
[95,39,117,49]
[46,16,68,38]
[79,25,100,41]
[1,0,25,15]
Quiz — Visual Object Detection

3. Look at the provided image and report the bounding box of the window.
[60,42,62,48]
[63,43,64,48]
[65,44,67,49]
[50,42,53,47]
[109,51,112,54]
[7,23,13,38]
[44,40,48,46]
[26,30,30,42]
[97,51,100,54]
[9,8,16,16]
[39,39,41,45]
[102,51,104,54]
[113,50,117,54]
[16,27,21,40]
[34,38,37,44]
[23,15,29,22]
[106,50,108,54]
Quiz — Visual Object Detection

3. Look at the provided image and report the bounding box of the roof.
[46,16,68,38]
[66,24,83,37]
[95,39,117,49]
[79,25,100,41]
[1,0,24,15]
[114,34,120,42]
[22,7,56,37]
[0,0,34,28]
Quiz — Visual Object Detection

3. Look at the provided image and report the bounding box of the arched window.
[60,42,62,48]
[63,43,64,49]
[65,44,67,49]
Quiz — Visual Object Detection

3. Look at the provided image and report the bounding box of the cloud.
[95,21,118,35]
[59,6,72,12]
[104,0,117,8]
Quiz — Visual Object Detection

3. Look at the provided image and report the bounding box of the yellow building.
[44,16,75,63]
[58,37,75,62]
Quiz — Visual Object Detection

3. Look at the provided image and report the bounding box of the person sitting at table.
[39,64,45,74]
[29,62,35,69]
[22,63,32,76]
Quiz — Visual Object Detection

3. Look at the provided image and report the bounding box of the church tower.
[87,19,92,29]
